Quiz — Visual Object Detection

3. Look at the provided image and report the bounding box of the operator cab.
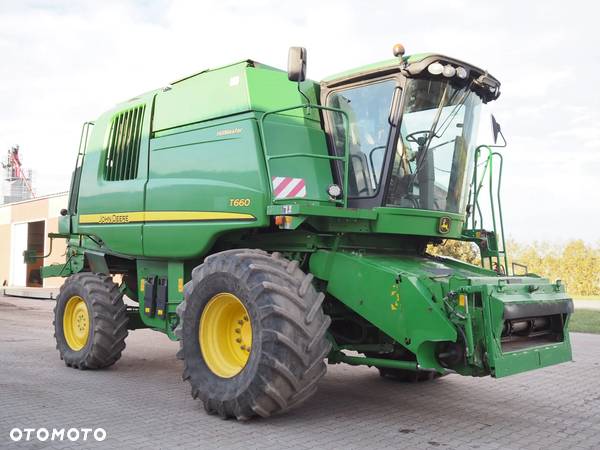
[320,48,500,215]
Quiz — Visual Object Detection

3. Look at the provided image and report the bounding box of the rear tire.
[176,249,331,420]
[54,273,128,369]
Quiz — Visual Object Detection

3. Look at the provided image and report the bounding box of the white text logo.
[9,427,107,442]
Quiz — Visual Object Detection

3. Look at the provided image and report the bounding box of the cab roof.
[322,53,433,84]
[321,52,500,102]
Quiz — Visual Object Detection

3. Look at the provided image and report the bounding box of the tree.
[428,240,480,265]
[430,239,600,296]
[508,239,600,296]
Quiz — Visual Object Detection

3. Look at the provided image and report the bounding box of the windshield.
[327,79,396,197]
[386,78,481,213]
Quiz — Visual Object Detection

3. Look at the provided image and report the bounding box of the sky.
[0,0,598,243]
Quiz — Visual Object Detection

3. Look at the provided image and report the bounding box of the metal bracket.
[85,250,109,274]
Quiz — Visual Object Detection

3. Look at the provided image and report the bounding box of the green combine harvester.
[40,44,573,420]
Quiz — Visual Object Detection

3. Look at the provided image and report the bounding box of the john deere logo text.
[98,214,129,224]
[438,217,451,234]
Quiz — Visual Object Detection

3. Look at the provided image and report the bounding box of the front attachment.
[447,278,573,378]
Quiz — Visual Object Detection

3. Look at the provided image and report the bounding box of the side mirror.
[288,47,307,82]
[491,114,501,144]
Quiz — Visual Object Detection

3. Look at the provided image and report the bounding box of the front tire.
[176,249,331,420]
[54,273,128,369]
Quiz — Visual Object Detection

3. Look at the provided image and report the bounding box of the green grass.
[569,309,600,334]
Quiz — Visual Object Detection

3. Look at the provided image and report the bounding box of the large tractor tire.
[54,273,128,369]
[176,249,331,420]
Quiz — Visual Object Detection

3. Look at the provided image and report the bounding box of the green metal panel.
[58,215,70,234]
[492,341,572,378]
[372,207,464,237]
[310,249,572,376]
[266,203,465,238]
[153,62,252,132]
[152,61,320,133]
[136,259,183,339]
[167,261,185,302]
[74,94,154,255]
[476,281,573,377]
[143,116,269,258]
[246,66,321,121]
[137,260,168,332]
[262,114,333,203]
[309,250,460,371]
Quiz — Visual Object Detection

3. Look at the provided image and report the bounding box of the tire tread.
[54,272,128,370]
[178,249,330,420]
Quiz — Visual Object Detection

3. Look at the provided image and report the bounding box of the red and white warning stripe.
[272,176,307,199]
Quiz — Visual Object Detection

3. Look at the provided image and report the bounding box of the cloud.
[0,0,598,242]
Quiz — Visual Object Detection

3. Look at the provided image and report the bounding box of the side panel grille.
[104,105,145,181]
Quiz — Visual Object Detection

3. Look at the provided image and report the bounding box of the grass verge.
[570,309,600,334]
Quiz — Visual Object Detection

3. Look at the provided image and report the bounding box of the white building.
[0,193,68,288]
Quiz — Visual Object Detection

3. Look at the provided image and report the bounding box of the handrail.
[491,152,508,272]
[471,146,492,230]
[468,144,508,274]
[258,104,351,207]
[68,121,94,214]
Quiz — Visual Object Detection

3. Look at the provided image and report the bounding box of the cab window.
[327,80,396,197]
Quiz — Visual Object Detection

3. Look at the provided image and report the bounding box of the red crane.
[3,145,35,198]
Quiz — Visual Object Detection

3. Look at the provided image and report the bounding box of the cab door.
[324,77,401,209]
[75,101,151,256]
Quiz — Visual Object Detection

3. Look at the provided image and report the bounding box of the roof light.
[456,67,468,79]
[427,62,444,75]
[392,43,406,58]
[442,65,456,78]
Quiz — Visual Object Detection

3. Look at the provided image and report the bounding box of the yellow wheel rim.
[63,296,90,351]
[199,292,252,378]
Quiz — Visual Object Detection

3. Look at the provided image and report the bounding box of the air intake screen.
[104,105,145,181]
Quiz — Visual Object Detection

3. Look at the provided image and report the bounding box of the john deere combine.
[41,45,573,420]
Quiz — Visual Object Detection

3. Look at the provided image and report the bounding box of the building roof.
[0,191,68,209]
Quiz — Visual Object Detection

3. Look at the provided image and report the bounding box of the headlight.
[427,62,444,75]
[327,184,342,199]
[442,65,456,78]
[456,66,468,79]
